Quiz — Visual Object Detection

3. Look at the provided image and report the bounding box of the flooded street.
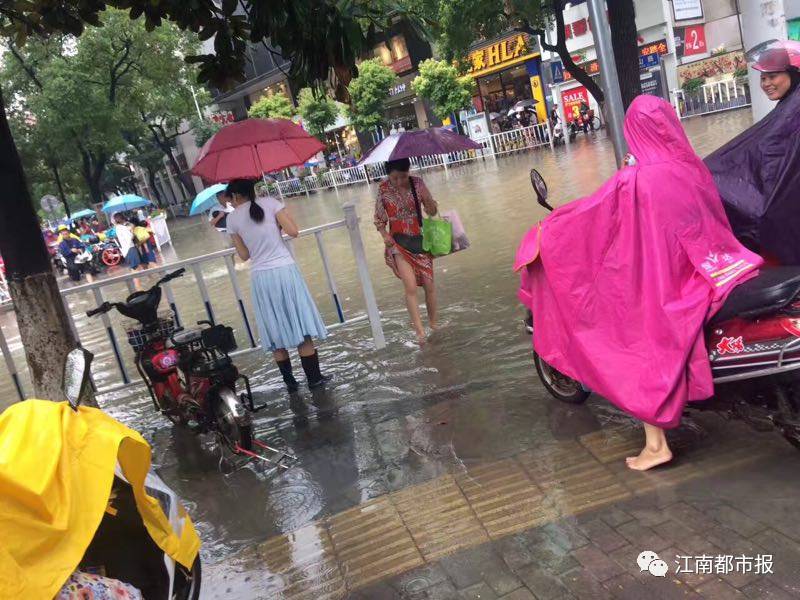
[4,110,800,599]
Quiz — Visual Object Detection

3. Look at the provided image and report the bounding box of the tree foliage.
[412,59,475,120]
[248,93,296,119]
[347,59,397,132]
[297,88,340,137]
[190,115,224,146]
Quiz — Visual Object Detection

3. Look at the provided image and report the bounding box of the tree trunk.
[0,87,97,406]
[146,168,164,207]
[608,0,642,110]
[149,126,195,198]
[50,161,71,218]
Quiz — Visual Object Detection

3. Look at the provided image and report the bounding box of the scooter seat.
[172,329,203,346]
[710,266,800,325]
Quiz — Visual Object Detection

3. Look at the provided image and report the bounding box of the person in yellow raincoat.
[0,399,201,599]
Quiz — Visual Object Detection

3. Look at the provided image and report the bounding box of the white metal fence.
[0,204,385,401]
[273,122,554,198]
[674,77,751,119]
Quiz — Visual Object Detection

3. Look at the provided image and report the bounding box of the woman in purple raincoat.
[705,41,800,264]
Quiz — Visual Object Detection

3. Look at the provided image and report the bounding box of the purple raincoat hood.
[705,85,800,264]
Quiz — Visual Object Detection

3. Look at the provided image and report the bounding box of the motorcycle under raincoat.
[705,85,800,264]
[515,95,762,428]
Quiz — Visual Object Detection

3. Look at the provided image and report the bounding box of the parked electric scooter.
[523,168,800,448]
[0,348,201,599]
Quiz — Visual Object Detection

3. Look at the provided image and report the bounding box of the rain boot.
[277,358,299,393]
[300,351,330,389]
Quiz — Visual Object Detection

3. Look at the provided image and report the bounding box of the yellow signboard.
[467,34,539,78]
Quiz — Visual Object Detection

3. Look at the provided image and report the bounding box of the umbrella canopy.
[191,118,325,183]
[360,128,483,165]
[189,183,228,216]
[101,194,152,215]
[68,208,97,220]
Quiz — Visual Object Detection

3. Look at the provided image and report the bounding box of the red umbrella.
[191,118,325,183]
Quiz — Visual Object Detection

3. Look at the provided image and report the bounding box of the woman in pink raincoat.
[516,95,762,470]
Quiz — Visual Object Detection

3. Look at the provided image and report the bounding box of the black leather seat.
[171,329,203,346]
[710,266,800,325]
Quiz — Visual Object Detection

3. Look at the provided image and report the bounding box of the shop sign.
[677,50,746,86]
[467,34,536,77]
[564,17,590,40]
[673,0,703,22]
[561,86,590,123]
[640,53,660,69]
[389,82,408,97]
[640,69,664,98]
[210,111,235,124]
[675,25,707,58]
[562,40,668,82]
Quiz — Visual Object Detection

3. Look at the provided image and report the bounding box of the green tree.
[411,59,475,121]
[347,59,397,132]
[248,93,296,119]
[297,88,339,137]
[410,0,642,110]
[0,0,418,402]
[189,115,223,146]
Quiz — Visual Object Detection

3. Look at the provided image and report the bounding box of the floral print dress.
[374,175,438,286]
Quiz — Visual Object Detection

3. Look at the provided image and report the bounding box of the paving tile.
[598,507,634,528]
[603,573,652,600]
[627,506,672,528]
[418,580,460,600]
[572,544,627,582]
[458,582,498,600]
[663,502,715,534]
[695,577,746,599]
[438,546,505,591]
[481,568,523,597]
[704,505,766,539]
[577,518,629,552]
[389,564,450,597]
[579,426,642,464]
[348,580,399,600]
[540,520,589,552]
[498,589,536,600]
[514,563,574,600]
[560,567,614,599]
[652,519,701,549]
[615,520,671,552]
[740,579,795,599]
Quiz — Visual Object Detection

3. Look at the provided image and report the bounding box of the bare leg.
[297,337,315,358]
[273,348,289,362]
[626,423,673,471]
[422,277,437,329]
[395,255,426,344]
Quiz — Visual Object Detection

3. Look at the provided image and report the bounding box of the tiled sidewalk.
[203,419,800,599]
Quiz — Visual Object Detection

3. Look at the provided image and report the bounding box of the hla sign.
[468,34,536,77]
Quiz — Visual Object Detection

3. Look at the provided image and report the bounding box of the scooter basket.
[125,313,176,352]
[201,324,237,353]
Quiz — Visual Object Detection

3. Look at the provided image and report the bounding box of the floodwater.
[0,111,760,573]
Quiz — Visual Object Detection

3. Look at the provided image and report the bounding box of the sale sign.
[676,25,707,58]
[561,86,589,123]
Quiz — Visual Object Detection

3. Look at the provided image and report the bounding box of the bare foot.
[429,321,438,330]
[416,330,427,346]
[625,446,673,471]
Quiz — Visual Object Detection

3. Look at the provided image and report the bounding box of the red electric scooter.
[524,169,800,449]
[87,268,293,466]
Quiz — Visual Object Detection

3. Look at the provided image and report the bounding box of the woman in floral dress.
[374,158,439,345]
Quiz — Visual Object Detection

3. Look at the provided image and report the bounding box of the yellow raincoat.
[0,400,200,599]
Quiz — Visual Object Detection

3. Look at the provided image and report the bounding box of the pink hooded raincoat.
[515,95,762,428]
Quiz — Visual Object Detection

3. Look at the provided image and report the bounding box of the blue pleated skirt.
[251,264,328,352]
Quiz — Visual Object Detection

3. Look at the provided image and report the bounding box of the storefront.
[382,72,436,133]
[466,33,547,127]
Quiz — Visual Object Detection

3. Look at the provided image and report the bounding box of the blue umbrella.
[101,194,153,214]
[190,183,228,216]
[68,208,97,220]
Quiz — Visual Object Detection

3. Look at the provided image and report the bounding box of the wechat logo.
[638,551,669,577]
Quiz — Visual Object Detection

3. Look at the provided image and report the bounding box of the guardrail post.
[224,254,257,347]
[314,231,345,323]
[163,282,182,328]
[92,287,130,384]
[343,203,385,349]
[546,120,554,151]
[0,315,24,400]
[191,263,215,324]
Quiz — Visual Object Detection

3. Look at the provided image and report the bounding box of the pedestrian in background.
[374,158,439,346]
[226,178,329,391]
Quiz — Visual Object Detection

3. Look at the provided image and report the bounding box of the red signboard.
[563,40,669,81]
[561,86,590,123]
[679,25,707,57]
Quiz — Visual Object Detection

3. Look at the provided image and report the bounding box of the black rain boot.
[277,358,299,393]
[300,351,331,389]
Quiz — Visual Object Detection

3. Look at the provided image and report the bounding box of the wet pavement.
[4,109,800,598]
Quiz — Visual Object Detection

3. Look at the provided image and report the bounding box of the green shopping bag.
[422,216,453,257]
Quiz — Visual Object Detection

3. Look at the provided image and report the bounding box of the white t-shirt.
[114,223,135,256]
[226,197,295,272]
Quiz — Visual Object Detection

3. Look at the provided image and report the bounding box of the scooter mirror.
[530,168,553,211]
[63,347,94,410]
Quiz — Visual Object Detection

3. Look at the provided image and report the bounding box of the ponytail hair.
[226,179,263,223]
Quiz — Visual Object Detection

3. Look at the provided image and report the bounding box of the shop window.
[374,44,393,66]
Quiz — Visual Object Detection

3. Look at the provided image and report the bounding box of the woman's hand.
[382,231,395,247]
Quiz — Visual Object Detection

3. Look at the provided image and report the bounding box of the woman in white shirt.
[226,179,328,391]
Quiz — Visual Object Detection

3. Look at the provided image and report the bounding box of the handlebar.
[156,268,185,286]
[86,268,185,317]
[87,302,113,317]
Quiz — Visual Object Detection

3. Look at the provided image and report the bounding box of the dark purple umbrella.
[359,127,483,165]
